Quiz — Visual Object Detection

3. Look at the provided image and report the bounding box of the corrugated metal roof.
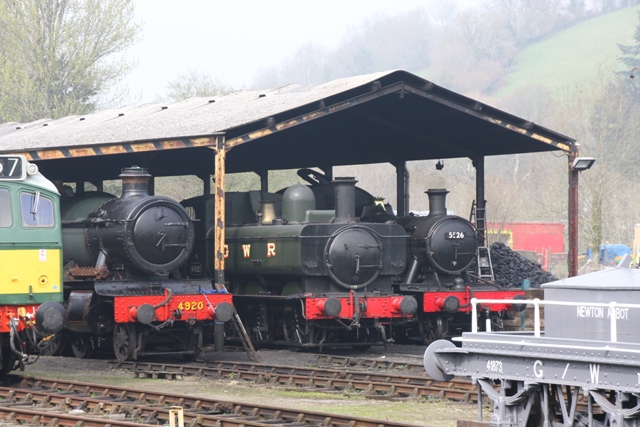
[0,70,576,183]
[0,71,394,151]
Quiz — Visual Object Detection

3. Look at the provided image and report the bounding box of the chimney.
[334,177,357,223]
[119,166,151,198]
[426,188,449,217]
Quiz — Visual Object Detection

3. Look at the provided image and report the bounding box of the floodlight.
[570,157,595,171]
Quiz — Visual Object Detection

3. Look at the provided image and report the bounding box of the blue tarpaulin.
[599,244,632,266]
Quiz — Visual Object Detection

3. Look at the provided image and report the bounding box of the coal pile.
[490,242,558,288]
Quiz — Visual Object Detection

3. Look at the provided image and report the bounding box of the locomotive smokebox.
[120,166,152,198]
[333,177,357,223]
[62,166,196,276]
[426,189,449,217]
[397,187,477,276]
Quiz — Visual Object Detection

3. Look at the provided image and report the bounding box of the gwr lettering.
[562,362,570,379]
[242,244,251,258]
[533,360,543,378]
[266,242,276,258]
[589,364,600,384]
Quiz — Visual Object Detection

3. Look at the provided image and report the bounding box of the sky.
[123,0,442,104]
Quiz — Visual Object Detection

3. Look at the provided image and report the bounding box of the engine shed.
[0,70,577,274]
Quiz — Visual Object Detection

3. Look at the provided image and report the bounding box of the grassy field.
[498,5,640,97]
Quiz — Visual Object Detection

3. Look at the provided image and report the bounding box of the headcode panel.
[0,156,25,180]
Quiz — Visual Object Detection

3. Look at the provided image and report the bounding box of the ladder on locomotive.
[469,200,495,281]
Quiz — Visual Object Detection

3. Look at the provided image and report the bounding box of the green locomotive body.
[0,155,65,372]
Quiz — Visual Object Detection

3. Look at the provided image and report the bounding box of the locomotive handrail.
[470,297,640,342]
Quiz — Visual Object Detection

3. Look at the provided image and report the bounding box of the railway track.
[113,359,479,401]
[316,355,425,373]
[0,405,146,427]
[2,375,431,427]
[114,357,597,416]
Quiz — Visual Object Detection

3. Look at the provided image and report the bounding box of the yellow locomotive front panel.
[0,248,62,301]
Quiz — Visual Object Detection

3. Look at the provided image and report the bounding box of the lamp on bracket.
[570,157,595,172]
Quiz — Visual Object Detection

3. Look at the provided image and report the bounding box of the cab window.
[0,188,11,227]
[20,191,55,227]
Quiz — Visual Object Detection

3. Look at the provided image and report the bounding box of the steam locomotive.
[182,177,417,349]
[55,166,233,361]
[395,188,525,344]
[182,169,524,349]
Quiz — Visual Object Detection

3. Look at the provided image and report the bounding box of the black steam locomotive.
[182,170,524,349]
[53,166,233,360]
[182,177,417,349]
[394,188,523,344]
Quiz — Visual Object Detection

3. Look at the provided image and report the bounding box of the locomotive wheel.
[182,328,203,361]
[71,334,94,359]
[113,324,137,362]
[420,316,448,346]
[41,333,67,357]
[0,344,17,375]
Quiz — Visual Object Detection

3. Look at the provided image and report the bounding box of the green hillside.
[498,5,640,97]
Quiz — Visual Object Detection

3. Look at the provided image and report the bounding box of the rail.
[9,375,442,427]
[112,359,478,401]
[470,297,640,342]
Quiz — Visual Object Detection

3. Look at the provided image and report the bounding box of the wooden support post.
[213,136,226,292]
[211,135,259,362]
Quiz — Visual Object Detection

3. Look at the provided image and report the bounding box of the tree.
[543,69,640,253]
[162,69,235,102]
[618,11,640,70]
[329,9,432,80]
[0,0,141,123]
[486,0,564,46]
[252,43,330,89]
[252,9,433,89]
[427,9,516,95]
